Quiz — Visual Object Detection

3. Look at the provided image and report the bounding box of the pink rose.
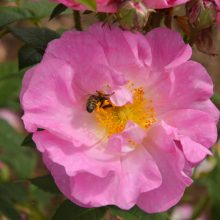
[171,204,206,220]
[142,0,189,9]
[20,24,219,213]
[49,0,120,12]
[215,0,220,27]
[213,0,220,8]
[49,0,189,12]
[0,109,23,132]
[203,0,220,26]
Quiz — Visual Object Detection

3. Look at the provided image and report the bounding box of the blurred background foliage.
[0,0,219,219]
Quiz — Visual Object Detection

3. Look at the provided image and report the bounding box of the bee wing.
[72,80,93,110]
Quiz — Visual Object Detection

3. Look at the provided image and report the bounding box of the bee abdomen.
[86,95,99,113]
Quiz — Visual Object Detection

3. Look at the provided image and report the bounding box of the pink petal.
[149,61,214,114]
[73,64,114,96]
[180,137,212,164]
[88,24,151,78]
[33,130,162,209]
[215,0,220,8]
[137,125,192,213]
[143,0,189,9]
[20,58,104,147]
[145,27,192,71]
[162,109,217,148]
[107,121,146,153]
[44,29,108,70]
[190,100,220,123]
[49,0,118,12]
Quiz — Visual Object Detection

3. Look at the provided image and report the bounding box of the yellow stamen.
[95,87,156,136]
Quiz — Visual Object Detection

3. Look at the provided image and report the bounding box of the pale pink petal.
[110,87,133,106]
[107,121,146,153]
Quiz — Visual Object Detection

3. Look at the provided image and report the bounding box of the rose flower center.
[95,87,157,136]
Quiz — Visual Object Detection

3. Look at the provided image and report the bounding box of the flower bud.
[117,1,154,30]
[186,0,215,29]
[0,161,10,182]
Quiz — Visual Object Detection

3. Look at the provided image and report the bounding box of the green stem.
[16,0,20,6]
[73,11,82,31]
[0,73,22,82]
[190,195,209,220]
[0,29,9,38]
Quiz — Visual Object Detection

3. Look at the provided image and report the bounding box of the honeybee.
[86,91,114,113]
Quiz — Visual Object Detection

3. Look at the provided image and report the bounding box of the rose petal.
[162,109,217,148]
[180,136,212,164]
[149,61,214,114]
[145,27,192,71]
[143,0,189,9]
[137,125,192,213]
[21,58,104,147]
[33,130,162,209]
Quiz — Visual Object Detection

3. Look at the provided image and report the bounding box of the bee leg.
[102,104,113,109]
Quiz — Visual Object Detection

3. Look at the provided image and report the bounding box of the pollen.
[95,87,157,136]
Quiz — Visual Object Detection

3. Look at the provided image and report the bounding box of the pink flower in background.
[215,0,220,27]
[203,0,220,26]
[49,0,120,12]
[0,109,23,132]
[50,0,189,12]
[171,204,206,220]
[142,0,189,9]
[20,24,219,213]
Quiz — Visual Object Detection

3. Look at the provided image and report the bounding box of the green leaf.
[212,93,220,108]
[30,175,61,194]
[0,61,17,78]
[9,27,60,53]
[110,206,169,220]
[0,119,36,178]
[49,3,67,20]
[0,0,59,28]
[22,0,57,19]
[0,182,28,203]
[0,64,23,110]
[0,197,20,220]
[18,44,42,70]
[203,154,220,219]
[52,200,106,220]
[0,0,72,28]
[78,0,96,11]
[21,133,36,148]
[0,6,33,28]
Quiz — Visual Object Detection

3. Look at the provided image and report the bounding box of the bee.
[86,91,114,113]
